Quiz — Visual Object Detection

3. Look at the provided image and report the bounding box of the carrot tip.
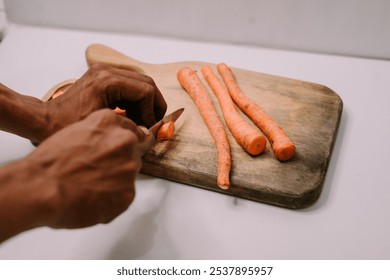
[217,183,230,190]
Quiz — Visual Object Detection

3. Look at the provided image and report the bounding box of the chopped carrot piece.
[217,63,296,161]
[50,83,73,100]
[177,67,231,189]
[157,121,175,141]
[113,107,126,117]
[51,89,65,99]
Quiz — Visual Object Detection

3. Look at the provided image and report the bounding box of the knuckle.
[95,69,112,82]
[88,64,114,83]
[89,63,110,73]
[89,108,116,121]
[141,83,156,98]
[143,75,155,85]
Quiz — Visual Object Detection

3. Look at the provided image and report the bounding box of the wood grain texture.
[86,44,343,209]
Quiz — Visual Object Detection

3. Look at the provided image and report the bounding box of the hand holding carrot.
[42,64,167,143]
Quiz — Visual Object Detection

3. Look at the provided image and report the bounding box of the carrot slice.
[177,67,231,189]
[201,65,266,156]
[51,88,66,99]
[157,121,175,141]
[217,63,296,161]
[113,107,126,117]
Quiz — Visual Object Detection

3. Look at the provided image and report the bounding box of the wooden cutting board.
[85,44,343,209]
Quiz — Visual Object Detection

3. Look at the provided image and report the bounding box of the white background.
[3,0,390,59]
[0,0,6,37]
[0,0,389,260]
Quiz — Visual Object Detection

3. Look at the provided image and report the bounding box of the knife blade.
[149,107,184,138]
[137,108,184,156]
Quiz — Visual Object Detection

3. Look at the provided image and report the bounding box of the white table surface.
[0,23,389,260]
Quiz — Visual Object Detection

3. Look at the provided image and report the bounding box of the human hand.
[24,109,147,229]
[41,63,167,142]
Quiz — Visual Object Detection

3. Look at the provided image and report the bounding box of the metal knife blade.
[137,108,184,156]
[149,107,184,137]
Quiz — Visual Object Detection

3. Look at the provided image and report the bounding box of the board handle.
[85,44,147,74]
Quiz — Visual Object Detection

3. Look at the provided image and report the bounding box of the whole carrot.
[201,65,266,156]
[177,67,231,189]
[217,63,296,161]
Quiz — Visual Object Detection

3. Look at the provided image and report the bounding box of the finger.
[153,91,167,122]
[120,70,167,122]
[105,77,158,127]
[116,114,149,142]
[102,66,167,124]
[85,109,145,141]
[138,126,150,138]
[116,69,167,121]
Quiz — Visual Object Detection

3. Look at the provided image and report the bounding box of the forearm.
[0,160,54,243]
[0,83,49,143]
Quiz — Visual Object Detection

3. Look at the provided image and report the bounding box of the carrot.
[201,65,266,156]
[50,84,73,100]
[51,88,66,99]
[113,107,126,117]
[157,121,175,141]
[177,67,231,189]
[217,63,296,161]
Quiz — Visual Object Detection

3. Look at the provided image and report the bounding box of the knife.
[137,108,184,156]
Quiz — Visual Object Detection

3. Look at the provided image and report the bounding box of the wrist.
[0,158,57,242]
[0,83,49,143]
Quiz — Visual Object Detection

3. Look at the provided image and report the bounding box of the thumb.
[136,126,156,156]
